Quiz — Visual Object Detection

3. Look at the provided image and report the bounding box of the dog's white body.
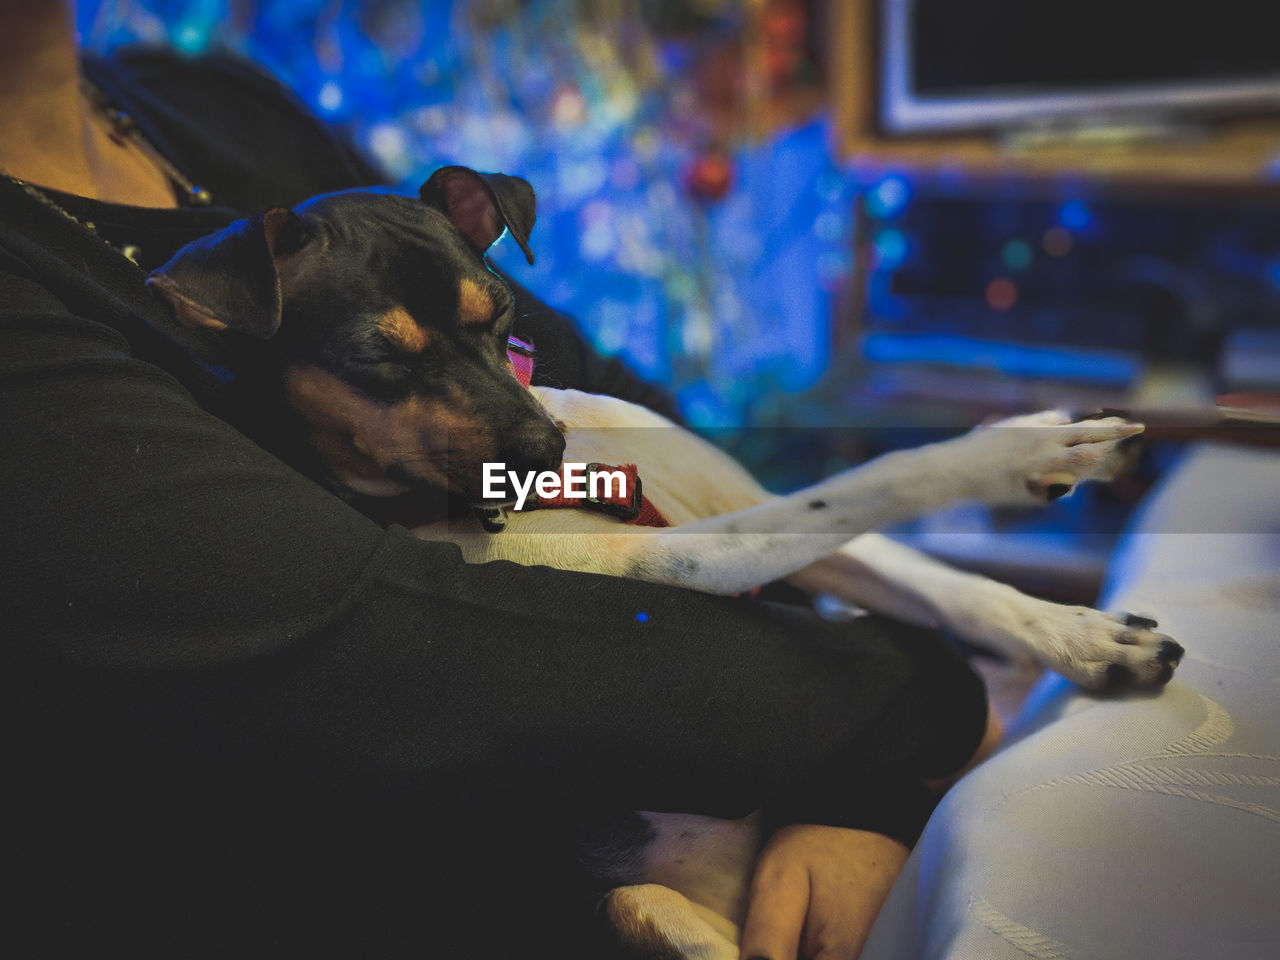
[415,387,1169,689]
[410,387,1175,959]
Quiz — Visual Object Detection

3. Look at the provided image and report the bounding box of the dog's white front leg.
[790,534,1183,690]
[786,534,964,631]
[789,533,1032,645]
[625,415,1141,595]
[624,444,960,593]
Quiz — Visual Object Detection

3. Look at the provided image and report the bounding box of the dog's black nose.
[498,422,565,476]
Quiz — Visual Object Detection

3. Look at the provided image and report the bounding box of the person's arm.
[0,265,984,832]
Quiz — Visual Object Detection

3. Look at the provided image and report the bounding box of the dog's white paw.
[602,884,739,960]
[951,409,1143,506]
[1001,604,1185,692]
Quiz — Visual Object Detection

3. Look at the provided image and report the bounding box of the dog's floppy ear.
[147,207,307,338]
[419,166,536,266]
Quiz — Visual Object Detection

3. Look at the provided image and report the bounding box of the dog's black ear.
[147,208,307,338]
[419,166,536,266]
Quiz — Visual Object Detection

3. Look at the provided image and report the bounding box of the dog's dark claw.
[1047,483,1072,500]
[1123,613,1159,629]
[1157,639,1185,665]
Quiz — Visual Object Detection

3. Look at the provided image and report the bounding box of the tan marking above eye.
[376,306,431,354]
[458,277,495,325]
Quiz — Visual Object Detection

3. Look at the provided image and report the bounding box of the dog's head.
[148,166,565,501]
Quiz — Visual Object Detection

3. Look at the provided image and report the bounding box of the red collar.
[496,337,668,531]
[522,461,668,526]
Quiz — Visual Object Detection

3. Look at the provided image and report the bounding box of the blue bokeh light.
[866,175,911,220]
[1057,199,1092,231]
[317,81,343,113]
[1001,239,1033,271]
[873,228,910,270]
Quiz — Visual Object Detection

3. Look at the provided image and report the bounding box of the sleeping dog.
[149,167,1184,959]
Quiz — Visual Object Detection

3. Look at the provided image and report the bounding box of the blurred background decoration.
[79,0,1280,596]
[80,0,845,431]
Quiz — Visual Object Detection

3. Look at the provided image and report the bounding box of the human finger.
[738,849,809,960]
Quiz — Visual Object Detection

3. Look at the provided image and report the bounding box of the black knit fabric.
[0,49,987,958]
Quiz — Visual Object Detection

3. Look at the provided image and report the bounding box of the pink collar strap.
[507,335,535,389]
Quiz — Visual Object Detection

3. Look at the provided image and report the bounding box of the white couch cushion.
[863,443,1280,960]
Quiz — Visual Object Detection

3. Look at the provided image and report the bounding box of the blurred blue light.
[874,228,909,269]
[173,22,209,55]
[816,251,851,289]
[862,334,1140,385]
[814,172,847,204]
[317,81,343,113]
[813,211,845,242]
[866,175,911,219]
[1058,199,1092,230]
[1002,239,1033,271]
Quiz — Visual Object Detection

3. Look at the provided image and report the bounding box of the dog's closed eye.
[341,359,414,397]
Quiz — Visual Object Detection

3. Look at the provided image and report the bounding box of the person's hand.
[738,824,909,960]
